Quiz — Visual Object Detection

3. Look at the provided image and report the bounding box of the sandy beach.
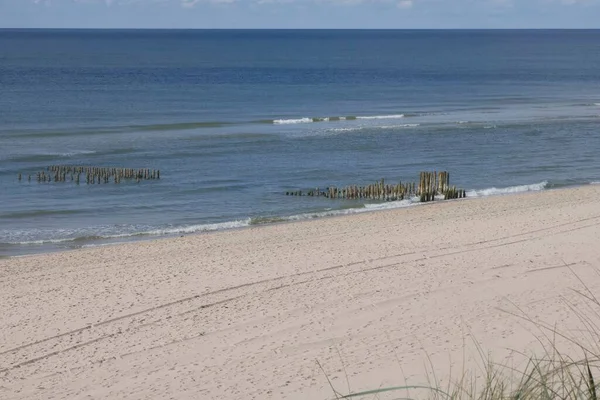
[2,185,600,399]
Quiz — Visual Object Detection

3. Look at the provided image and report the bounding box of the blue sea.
[1,29,599,257]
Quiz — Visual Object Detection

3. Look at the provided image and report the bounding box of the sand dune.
[2,185,600,399]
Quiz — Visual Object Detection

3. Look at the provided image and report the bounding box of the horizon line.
[1,27,600,31]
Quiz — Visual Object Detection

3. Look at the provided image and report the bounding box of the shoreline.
[0,182,576,259]
[1,180,575,259]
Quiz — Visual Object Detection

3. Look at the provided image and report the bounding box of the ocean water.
[1,29,600,257]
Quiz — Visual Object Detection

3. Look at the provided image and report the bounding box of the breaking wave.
[356,114,405,120]
[466,181,548,197]
[272,114,404,124]
[1,220,252,246]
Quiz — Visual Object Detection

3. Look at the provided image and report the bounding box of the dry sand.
[2,185,600,399]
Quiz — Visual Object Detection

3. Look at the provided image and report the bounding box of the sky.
[0,0,599,29]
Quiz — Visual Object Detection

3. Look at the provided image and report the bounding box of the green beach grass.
[320,267,600,400]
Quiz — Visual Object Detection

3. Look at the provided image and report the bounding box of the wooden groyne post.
[19,165,162,186]
[286,171,466,202]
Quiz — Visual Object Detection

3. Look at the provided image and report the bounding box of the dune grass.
[328,356,599,400]
[320,267,600,400]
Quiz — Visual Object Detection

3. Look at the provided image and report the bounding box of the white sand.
[2,186,600,399]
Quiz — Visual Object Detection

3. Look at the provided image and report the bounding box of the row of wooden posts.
[17,166,160,184]
[285,171,466,203]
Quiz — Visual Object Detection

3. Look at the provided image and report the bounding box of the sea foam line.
[273,117,314,124]
[4,180,554,248]
[356,114,405,120]
[3,220,252,246]
[272,114,404,124]
[466,181,548,197]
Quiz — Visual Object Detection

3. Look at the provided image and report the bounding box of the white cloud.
[315,0,413,5]
[256,0,295,4]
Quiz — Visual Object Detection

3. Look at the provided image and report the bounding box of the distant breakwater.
[17,165,160,185]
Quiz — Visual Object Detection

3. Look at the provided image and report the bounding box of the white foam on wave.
[142,219,251,236]
[60,150,97,157]
[377,124,420,129]
[329,124,420,133]
[283,199,416,221]
[273,114,405,124]
[4,219,252,246]
[466,181,548,197]
[356,114,405,120]
[591,181,600,185]
[273,118,313,125]
[363,199,417,210]
[8,237,76,245]
[81,242,123,249]
[329,127,356,132]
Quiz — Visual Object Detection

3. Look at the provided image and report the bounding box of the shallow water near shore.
[1,29,600,257]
